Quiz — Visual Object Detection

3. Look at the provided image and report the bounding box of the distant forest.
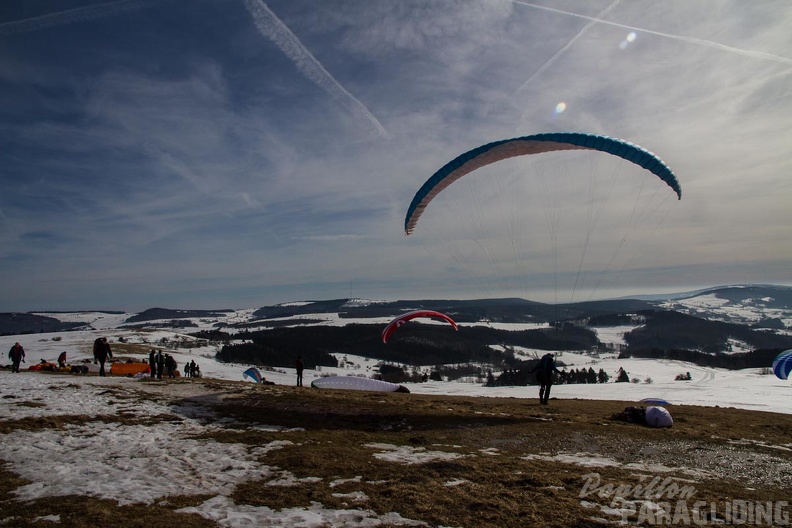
[0,313,84,336]
[619,347,787,371]
[201,307,792,377]
[624,310,792,352]
[205,322,598,370]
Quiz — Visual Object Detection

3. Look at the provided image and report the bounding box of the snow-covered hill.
[3,292,790,415]
[653,285,792,331]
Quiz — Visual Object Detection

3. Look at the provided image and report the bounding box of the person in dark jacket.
[295,356,304,387]
[155,350,164,380]
[57,351,67,369]
[165,354,177,379]
[92,337,113,377]
[529,353,561,405]
[148,349,157,378]
[8,342,25,373]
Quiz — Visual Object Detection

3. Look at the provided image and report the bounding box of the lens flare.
[555,102,567,114]
[620,32,637,49]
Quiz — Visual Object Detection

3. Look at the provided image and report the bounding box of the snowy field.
[2,311,789,415]
[1,312,790,527]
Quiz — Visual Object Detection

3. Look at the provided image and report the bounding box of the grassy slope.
[2,378,791,527]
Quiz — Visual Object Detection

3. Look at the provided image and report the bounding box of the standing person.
[148,349,157,378]
[8,342,25,373]
[57,351,67,369]
[189,360,197,378]
[295,355,304,387]
[155,349,164,380]
[165,354,176,379]
[93,337,113,377]
[528,353,561,405]
[183,362,190,377]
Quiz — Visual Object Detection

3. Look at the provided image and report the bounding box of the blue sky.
[1,0,791,311]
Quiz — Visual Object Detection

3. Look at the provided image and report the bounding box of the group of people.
[183,360,201,378]
[12,338,559,406]
[9,338,203,381]
[8,342,89,374]
[8,338,113,375]
[146,349,200,379]
[148,349,177,379]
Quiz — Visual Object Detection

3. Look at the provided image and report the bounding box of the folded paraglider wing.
[645,406,673,428]
[311,376,409,393]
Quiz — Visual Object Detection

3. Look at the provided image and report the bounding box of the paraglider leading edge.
[404,132,681,235]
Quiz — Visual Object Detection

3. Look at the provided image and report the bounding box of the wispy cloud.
[294,234,371,242]
[242,0,389,139]
[1,1,790,310]
[511,0,792,66]
[0,0,161,36]
[512,0,621,96]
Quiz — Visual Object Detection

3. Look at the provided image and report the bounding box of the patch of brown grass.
[0,412,184,435]
[110,342,160,357]
[3,379,792,527]
[0,491,217,528]
[181,384,791,526]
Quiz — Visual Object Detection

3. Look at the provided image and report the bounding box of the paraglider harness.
[530,353,559,382]
[610,406,647,424]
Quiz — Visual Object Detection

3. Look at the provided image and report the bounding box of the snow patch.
[364,443,467,465]
[177,496,428,527]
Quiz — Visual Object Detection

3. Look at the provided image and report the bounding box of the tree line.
[200,323,599,370]
[619,347,787,370]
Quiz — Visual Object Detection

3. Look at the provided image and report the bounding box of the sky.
[1,0,791,312]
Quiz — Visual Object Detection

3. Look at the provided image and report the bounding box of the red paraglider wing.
[382,310,458,343]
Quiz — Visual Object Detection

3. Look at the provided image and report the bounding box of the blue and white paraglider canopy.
[640,398,671,405]
[772,350,792,380]
[243,367,264,384]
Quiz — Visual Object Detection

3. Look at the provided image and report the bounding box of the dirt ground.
[2,377,791,527]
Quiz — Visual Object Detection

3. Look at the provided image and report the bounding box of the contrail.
[0,0,160,36]
[243,0,389,139]
[511,0,792,66]
[512,0,621,96]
